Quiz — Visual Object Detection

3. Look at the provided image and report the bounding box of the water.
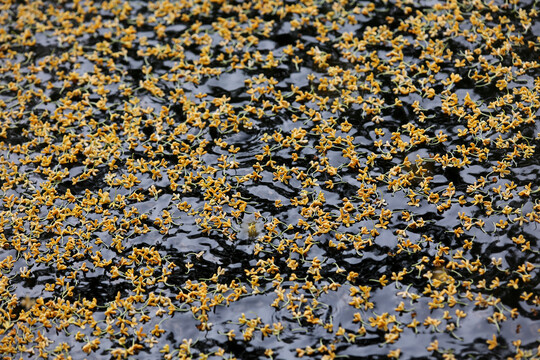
[0,0,539,359]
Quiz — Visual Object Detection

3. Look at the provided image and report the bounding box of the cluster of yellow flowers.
[0,0,539,359]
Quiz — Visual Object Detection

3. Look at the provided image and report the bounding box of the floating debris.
[0,0,538,358]
[238,213,264,240]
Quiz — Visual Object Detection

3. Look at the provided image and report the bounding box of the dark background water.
[0,0,539,359]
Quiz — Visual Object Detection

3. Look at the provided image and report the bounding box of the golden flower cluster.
[0,0,539,359]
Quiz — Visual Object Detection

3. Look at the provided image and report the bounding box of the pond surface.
[0,0,539,359]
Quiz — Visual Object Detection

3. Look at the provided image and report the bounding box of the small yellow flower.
[486,334,498,350]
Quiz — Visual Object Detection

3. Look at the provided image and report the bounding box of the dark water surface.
[0,0,539,359]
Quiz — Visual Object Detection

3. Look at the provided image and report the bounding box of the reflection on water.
[0,0,539,359]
